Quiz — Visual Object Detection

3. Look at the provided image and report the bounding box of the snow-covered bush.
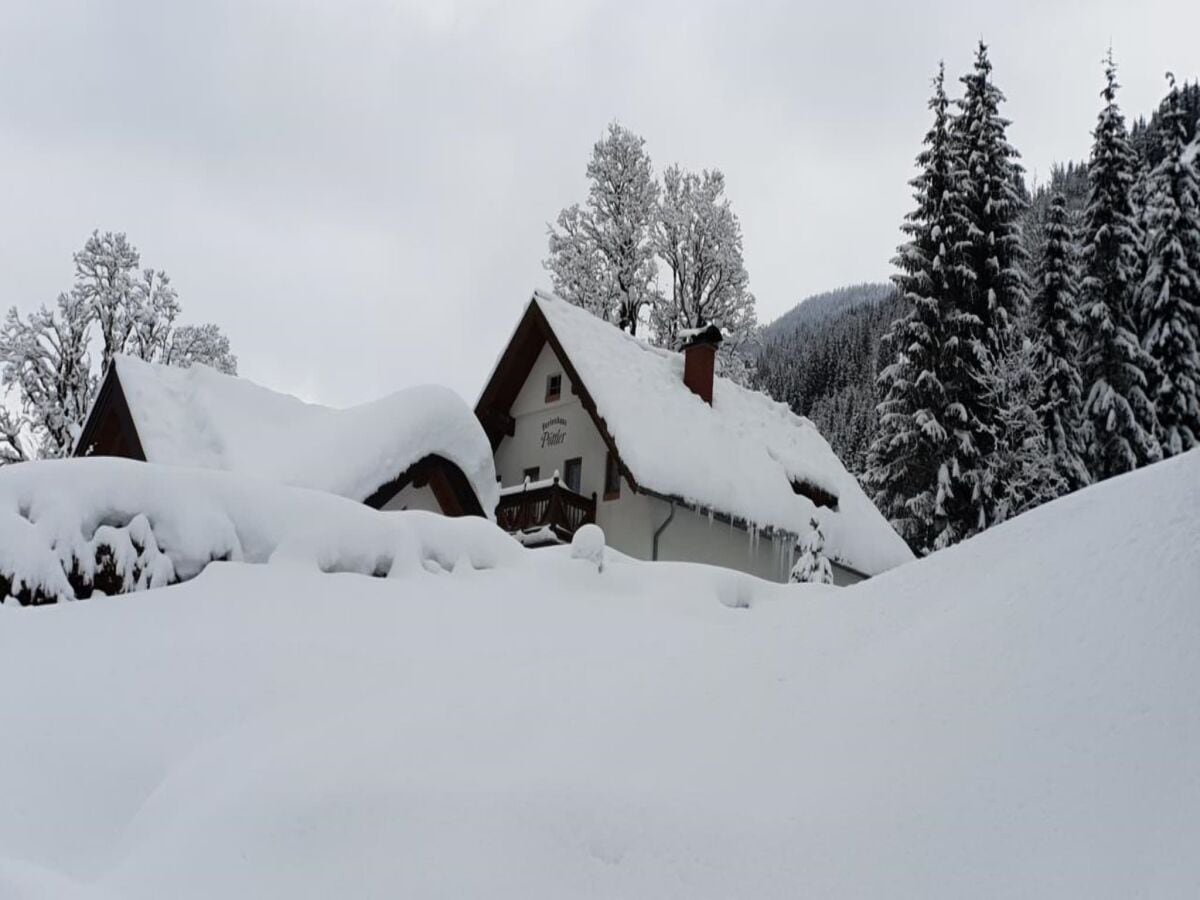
[570,523,606,572]
[0,458,524,605]
[1,511,177,605]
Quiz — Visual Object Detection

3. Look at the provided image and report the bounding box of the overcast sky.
[2,0,1197,406]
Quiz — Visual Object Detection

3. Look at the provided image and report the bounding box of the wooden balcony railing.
[496,477,597,545]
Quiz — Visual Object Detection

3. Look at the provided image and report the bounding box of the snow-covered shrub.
[0,458,525,605]
[1,507,185,605]
[570,523,606,573]
[73,514,177,598]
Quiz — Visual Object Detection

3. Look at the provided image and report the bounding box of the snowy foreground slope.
[2,453,1199,898]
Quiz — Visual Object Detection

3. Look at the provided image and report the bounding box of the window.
[563,457,582,493]
[604,452,621,499]
[545,372,562,403]
[523,466,540,484]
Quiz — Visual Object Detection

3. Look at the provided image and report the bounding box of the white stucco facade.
[494,345,608,499]
[491,344,863,585]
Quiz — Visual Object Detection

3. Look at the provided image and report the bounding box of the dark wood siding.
[73,364,146,461]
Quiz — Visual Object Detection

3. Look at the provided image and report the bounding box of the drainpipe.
[652,499,675,561]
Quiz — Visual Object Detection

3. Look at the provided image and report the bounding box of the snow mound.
[530,292,912,576]
[569,522,606,571]
[1,451,1198,896]
[85,355,499,515]
[0,458,522,603]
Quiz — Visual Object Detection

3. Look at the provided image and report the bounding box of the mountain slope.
[757,283,905,474]
[761,281,898,343]
[1,450,1198,898]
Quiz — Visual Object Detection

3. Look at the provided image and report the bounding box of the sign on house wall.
[540,415,568,450]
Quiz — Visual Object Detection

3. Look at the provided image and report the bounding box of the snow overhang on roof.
[479,291,914,576]
[87,355,499,518]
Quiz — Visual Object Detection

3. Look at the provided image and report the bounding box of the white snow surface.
[2,450,1199,897]
[97,355,498,515]
[530,292,912,575]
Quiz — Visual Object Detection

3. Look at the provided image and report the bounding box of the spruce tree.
[942,41,1029,541]
[790,518,834,585]
[1079,52,1162,479]
[867,64,958,554]
[1030,194,1090,489]
[988,328,1068,522]
[1138,73,1200,456]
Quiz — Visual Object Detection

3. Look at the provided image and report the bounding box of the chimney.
[680,323,722,406]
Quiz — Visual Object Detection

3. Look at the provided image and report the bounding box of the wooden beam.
[478,408,515,438]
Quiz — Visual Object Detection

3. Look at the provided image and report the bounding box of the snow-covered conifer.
[1030,194,1090,489]
[948,41,1029,351]
[1138,74,1200,456]
[988,327,1068,521]
[790,518,833,585]
[545,123,659,334]
[943,41,1029,536]
[867,64,957,553]
[1079,52,1162,479]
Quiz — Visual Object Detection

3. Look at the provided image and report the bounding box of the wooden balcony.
[496,477,597,546]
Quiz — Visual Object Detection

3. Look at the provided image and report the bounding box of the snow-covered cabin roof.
[478,292,914,576]
[77,355,499,517]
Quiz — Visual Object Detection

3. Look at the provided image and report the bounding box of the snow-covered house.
[476,292,913,583]
[74,355,499,518]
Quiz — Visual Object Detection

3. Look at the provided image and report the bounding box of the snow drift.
[1,451,1199,897]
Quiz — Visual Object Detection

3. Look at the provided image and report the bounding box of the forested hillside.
[755,284,905,475]
[1132,79,1200,164]
[756,77,1199,488]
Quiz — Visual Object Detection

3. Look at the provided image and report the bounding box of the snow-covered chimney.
[680,323,722,406]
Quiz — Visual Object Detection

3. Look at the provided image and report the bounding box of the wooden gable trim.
[73,363,147,461]
[362,454,485,518]
[474,296,642,495]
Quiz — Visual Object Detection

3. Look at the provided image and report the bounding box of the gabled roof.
[477,292,914,575]
[76,355,499,518]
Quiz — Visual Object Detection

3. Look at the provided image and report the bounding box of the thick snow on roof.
[106,355,498,516]
[531,292,913,575]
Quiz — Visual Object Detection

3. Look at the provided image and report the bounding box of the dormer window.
[791,478,838,511]
[545,372,562,403]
